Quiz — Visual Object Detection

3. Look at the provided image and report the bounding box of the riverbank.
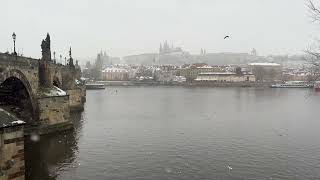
[94,80,272,88]
[95,80,184,86]
[187,81,272,87]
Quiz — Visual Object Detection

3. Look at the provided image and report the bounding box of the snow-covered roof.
[199,72,236,75]
[0,108,25,129]
[102,67,128,73]
[197,65,214,69]
[248,62,281,66]
[199,72,254,76]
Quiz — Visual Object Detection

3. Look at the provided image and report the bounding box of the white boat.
[85,83,106,90]
[271,81,314,88]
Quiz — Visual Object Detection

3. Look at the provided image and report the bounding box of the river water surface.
[25,87,320,180]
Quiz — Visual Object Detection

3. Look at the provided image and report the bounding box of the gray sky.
[1,0,319,59]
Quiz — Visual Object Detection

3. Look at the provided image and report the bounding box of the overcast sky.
[1,0,319,60]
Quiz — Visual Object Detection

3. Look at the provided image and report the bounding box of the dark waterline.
[25,87,320,180]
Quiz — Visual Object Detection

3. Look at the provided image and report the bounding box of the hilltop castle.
[159,41,183,54]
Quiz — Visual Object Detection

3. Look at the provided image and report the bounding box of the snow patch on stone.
[11,120,25,125]
[44,86,67,96]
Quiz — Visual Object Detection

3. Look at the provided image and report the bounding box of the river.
[25,87,320,180]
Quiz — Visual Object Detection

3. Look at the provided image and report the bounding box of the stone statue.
[69,46,72,59]
[39,33,52,87]
[41,33,51,61]
[68,46,74,68]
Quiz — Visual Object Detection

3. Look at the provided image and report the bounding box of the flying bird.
[227,165,233,171]
[224,36,230,39]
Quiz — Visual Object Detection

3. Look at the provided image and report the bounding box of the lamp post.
[53,51,56,64]
[12,32,17,55]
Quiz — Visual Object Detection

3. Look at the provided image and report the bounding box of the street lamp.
[53,51,56,64]
[12,32,17,55]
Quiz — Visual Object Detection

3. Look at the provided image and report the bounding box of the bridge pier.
[35,87,73,134]
[67,87,86,111]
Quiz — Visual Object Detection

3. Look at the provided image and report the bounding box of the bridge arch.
[0,69,38,122]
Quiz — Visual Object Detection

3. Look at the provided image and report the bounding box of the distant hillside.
[122,52,266,65]
[194,53,266,65]
[123,53,158,65]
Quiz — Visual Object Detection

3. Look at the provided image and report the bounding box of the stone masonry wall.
[67,89,84,111]
[61,67,75,90]
[37,95,72,134]
[80,86,86,103]
[0,126,25,180]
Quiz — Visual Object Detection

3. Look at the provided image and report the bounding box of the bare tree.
[305,0,320,80]
[307,0,320,22]
[306,0,320,60]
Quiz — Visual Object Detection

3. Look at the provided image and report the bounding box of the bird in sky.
[224,35,230,39]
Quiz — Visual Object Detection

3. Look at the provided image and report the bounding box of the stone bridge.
[0,34,85,134]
